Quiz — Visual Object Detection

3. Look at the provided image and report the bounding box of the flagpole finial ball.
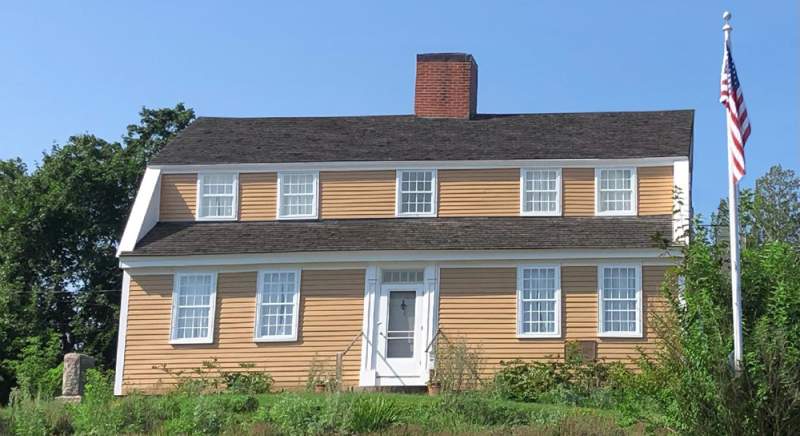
[723,11,732,21]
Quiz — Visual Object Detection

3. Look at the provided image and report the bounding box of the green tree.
[645,167,800,434]
[0,104,194,403]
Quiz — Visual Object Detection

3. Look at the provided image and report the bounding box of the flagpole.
[723,10,744,373]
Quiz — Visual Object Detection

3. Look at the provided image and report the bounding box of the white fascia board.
[673,160,691,243]
[119,248,680,270]
[113,271,131,395]
[117,168,161,256]
[152,156,688,174]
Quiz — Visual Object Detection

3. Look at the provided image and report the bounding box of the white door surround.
[359,264,438,387]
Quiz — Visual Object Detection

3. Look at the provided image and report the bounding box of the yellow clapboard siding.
[159,174,196,221]
[563,168,594,216]
[239,173,277,221]
[438,169,519,217]
[320,171,395,218]
[638,166,674,216]
[437,266,670,377]
[122,270,365,394]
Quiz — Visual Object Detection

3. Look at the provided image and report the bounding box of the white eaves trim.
[113,271,131,395]
[151,156,689,174]
[119,248,680,269]
[673,160,691,243]
[117,168,161,256]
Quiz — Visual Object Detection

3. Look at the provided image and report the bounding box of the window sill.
[196,216,237,221]
[277,215,318,220]
[170,337,214,345]
[517,332,561,339]
[395,213,437,218]
[520,211,562,217]
[254,335,298,343]
[595,211,637,217]
[597,331,643,339]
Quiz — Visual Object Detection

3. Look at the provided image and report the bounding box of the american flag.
[720,39,751,183]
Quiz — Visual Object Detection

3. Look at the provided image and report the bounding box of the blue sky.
[1,1,797,218]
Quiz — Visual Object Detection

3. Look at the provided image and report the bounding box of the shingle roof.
[150,110,693,165]
[124,216,673,257]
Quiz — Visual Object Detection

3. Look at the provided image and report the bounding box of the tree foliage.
[0,104,194,403]
[645,166,800,435]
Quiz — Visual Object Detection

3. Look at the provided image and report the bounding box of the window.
[254,270,300,341]
[596,168,637,215]
[517,265,561,338]
[396,170,436,217]
[598,265,642,337]
[170,273,217,344]
[521,168,561,216]
[197,173,237,220]
[277,172,318,219]
[382,269,424,284]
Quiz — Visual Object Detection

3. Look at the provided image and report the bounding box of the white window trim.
[276,171,319,220]
[196,173,239,221]
[520,168,562,217]
[516,264,562,338]
[595,167,637,217]
[253,268,301,342]
[395,169,438,218]
[169,272,218,344]
[597,263,643,338]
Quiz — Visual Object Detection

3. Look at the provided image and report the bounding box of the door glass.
[387,291,416,358]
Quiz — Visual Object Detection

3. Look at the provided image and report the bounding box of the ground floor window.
[170,272,217,344]
[255,269,301,341]
[517,265,561,338]
[598,264,642,337]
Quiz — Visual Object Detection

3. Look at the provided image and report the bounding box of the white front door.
[375,283,425,378]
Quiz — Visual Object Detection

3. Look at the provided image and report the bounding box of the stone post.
[56,353,95,402]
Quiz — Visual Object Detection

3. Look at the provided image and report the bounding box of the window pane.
[601,267,638,333]
[173,274,214,340]
[598,169,634,213]
[199,174,235,218]
[280,173,316,217]
[398,171,434,215]
[258,271,297,338]
[520,267,557,334]
[387,291,415,358]
[523,169,559,213]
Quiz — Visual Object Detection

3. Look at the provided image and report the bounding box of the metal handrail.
[334,331,366,390]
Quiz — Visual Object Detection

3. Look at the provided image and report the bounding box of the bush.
[6,394,73,436]
[221,363,273,395]
[6,333,63,400]
[439,393,529,427]
[266,394,324,435]
[430,335,483,393]
[345,395,399,433]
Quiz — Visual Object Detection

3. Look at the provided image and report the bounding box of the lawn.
[1,390,666,435]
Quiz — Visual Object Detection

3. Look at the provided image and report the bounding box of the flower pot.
[428,382,441,396]
[314,383,326,393]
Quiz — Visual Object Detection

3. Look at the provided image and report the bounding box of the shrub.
[345,395,399,433]
[430,335,483,393]
[306,353,338,392]
[163,394,258,435]
[221,363,273,395]
[7,393,73,436]
[266,394,323,435]
[439,393,530,427]
[6,333,63,400]
[493,359,562,402]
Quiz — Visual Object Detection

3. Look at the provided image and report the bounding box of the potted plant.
[314,381,327,393]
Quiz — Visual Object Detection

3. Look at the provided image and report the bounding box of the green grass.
[0,391,666,435]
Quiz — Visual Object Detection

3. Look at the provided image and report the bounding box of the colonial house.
[114,53,692,395]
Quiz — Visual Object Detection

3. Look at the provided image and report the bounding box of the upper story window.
[278,172,319,219]
[596,168,637,216]
[170,272,217,344]
[598,264,642,337]
[517,265,561,338]
[255,269,301,342]
[197,173,238,220]
[521,168,561,216]
[396,170,437,217]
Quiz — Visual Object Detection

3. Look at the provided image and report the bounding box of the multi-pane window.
[597,168,636,215]
[517,266,561,337]
[198,174,237,219]
[278,172,318,219]
[255,270,300,341]
[599,265,641,336]
[522,169,560,215]
[171,273,217,343]
[382,269,424,284]
[397,170,436,217]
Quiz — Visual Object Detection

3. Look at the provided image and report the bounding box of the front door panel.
[376,285,423,378]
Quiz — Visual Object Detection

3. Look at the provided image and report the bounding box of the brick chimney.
[414,53,478,119]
